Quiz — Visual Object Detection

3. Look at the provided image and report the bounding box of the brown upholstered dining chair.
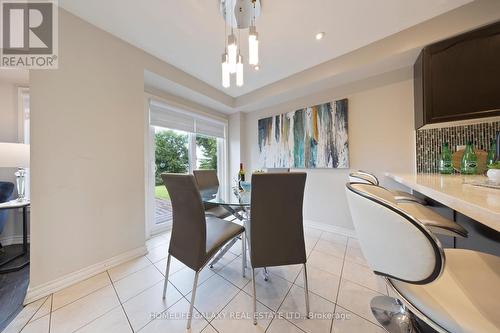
[249,172,309,324]
[193,169,232,219]
[160,173,245,329]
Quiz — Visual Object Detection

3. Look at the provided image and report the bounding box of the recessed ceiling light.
[315,32,325,40]
[254,65,260,71]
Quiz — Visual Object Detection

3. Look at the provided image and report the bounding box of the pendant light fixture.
[227,33,237,74]
[248,26,259,66]
[248,1,259,66]
[221,53,230,88]
[219,0,261,88]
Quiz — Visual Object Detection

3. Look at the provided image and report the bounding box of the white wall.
[243,68,416,231]
[228,112,246,185]
[28,9,228,300]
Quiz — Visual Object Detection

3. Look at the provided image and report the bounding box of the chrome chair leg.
[187,271,200,329]
[252,268,257,325]
[242,232,247,277]
[370,295,417,333]
[303,263,310,319]
[162,254,171,299]
[262,267,269,281]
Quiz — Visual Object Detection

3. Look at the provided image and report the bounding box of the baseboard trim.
[24,245,147,305]
[0,235,30,246]
[304,220,356,238]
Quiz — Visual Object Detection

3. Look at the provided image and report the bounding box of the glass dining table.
[200,187,251,221]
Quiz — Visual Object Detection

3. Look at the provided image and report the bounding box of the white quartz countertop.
[385,173,500,232]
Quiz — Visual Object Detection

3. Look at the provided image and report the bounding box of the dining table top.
[200,187,251,207]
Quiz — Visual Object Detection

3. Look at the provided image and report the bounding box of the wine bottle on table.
[238,163,245,190]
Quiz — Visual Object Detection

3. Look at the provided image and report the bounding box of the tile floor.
[3,225,389,333]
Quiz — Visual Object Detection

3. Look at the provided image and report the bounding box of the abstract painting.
[258,99,349,169]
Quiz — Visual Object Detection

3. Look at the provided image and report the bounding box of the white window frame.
[144,95,228,238]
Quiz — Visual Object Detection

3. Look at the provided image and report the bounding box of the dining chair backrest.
[345,182,444,284]
[161,173,207,271]
[266,168,290,173]
[250,173,307,268]
[349,170,379,185]
[193,169,219,191]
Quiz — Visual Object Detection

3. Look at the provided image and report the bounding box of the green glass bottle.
[438,143,453,174]
[460,141,477,175]
[487,138,497,166]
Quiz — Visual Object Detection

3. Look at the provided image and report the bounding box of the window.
[18,87,30,199]
[147,99,227,233]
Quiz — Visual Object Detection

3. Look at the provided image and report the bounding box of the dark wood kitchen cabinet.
[414,21,500,129]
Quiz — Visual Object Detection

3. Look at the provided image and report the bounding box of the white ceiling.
[59,0,471,99]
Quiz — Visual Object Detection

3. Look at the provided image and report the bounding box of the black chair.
[0,182,14,251]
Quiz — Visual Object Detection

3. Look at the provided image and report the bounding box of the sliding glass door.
[147,99,227,235]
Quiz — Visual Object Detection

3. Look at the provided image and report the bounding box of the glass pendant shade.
[236,54,244,87]
[221,53,230,88]
[227,34,237,74]
[248,26,259,65]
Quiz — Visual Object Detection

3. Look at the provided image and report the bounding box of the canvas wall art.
[258,99,349,169]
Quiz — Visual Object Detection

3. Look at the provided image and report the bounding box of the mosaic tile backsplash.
[416,121,500,173]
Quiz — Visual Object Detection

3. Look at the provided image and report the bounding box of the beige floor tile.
[50,285,120,333]
[341,260,387,294]
[146,235,169,251]
[201,324,219,333]
[169,266,215,295]
[2,297,48,333]
[113,265,164,302]
[320,232,348,246]
[216,256,251,289]
[332,306,385,333]
[336,279,383,325]
[243,272,292,311]
[207,252,238,272]
[307,250,344,277]
[303,227,323,239]
[138,298,209,333]
[75,307,132,333]
[304,235,319,249]
[314,240,346,259]
[154,255,187,276]
[108,256,152,282]
[52,272,110,310]
[267,318,306,333]
[347,238,361,249]
[266,264,302,284]
[29,295,52,322]
[123,281,183,331]
[345,244,369,267]
[295,266,340,303]
[211,291,273,333]
[146,243,169,263]
[20,315,50,333]
[188,274,240,321]
[278,285,335,333]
